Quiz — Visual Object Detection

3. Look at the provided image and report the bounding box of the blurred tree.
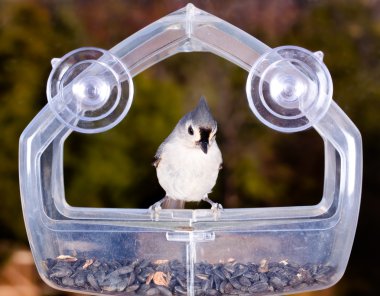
[0,1,82,241]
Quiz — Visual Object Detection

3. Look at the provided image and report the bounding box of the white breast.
[156,141,222,202]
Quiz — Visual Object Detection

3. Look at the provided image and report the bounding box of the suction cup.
[47,47,133,133]
[246,46,333,133]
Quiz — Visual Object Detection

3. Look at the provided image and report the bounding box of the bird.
[150,96,223,213]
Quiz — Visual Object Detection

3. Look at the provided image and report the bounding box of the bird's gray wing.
[152,156,161,168]
[152,141,165,168]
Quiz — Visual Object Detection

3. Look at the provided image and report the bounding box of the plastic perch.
[19,4,361,296]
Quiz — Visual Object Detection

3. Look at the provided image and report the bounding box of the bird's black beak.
[199,128,211,154]
[200,140,208,154]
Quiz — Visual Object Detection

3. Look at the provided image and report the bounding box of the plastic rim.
[246,46,333,133]
[47,47,134,133]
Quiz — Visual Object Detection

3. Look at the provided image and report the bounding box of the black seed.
[157,285,173,296]
[170,259,184,270]
[289,275,303,287]
[204,265,213,275]
[268,262,280,268]
[72,259,85,270]
[61,276,75,287]
[125,284,141,292]
[136,283,150,293]
[317,265,334,277]
[87,273,99,290]
[99,263,109,273]
[157,264,171,273]
[259,273,268,283]
[213,268,226,280]
[141,266,155,277]
[268,266,282,273]
[232,264,248,278]
[298,268,314,284]
[94,270,106,284]
[248,263,259,273]
[45,258,57,269]
[223,264,235,274]
[50,267,73,278]
[102,283,118,292]
[202,278,211,291]
[229,277,242,290]
[126,272,136,286]
[221,267,232,279]
[116,279,128,292]
[93,260,102,268]
[219,280,227,294]
[196,273,210,280]
[177,276,187,288]
[74,272,86,287]
[248,282,269,293]
[239,276,251,287]
[109,260,122,270]
[168,278,177,290]
[175,285,187,295]
[269,276,284,291]
[136,274,146,283]
[116,265,134,275]
[223,282,234,294]
[213,274,221,290]
[243,271,257,280]
[139,258,150,269]
[104,275,123,288]
[205,288,219,295]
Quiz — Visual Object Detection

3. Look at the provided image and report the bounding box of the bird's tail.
[161,196,185,209]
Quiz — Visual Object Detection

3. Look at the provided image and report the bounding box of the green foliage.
[284,1,380,131]
[0,1,81,240]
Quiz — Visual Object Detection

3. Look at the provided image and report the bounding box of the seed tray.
[45,256,335,296]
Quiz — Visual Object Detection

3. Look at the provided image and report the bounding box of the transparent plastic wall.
[19,4,362,296]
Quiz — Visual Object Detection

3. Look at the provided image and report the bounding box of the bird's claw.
[203,196,223,220]
[210,202,223,220]
[210,202,223,211]
[149,201,163,221]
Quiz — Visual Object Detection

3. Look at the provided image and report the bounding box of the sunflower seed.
[156,285,173,296]
[249,281,269,293]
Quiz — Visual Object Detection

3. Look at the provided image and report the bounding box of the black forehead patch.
[199,127,211,141]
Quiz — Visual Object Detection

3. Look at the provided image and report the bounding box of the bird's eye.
[188,125,194,135]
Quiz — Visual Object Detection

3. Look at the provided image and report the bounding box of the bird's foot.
[149,197,166,221]
[203,196,223,220]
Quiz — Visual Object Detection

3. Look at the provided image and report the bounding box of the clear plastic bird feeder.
[19,4,362,296]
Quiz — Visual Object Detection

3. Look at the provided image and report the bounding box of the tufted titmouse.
[151,96,223,211]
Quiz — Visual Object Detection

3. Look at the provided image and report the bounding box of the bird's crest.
[190,96,216,128]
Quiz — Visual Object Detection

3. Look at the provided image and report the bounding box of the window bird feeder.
[19,4,362,296]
